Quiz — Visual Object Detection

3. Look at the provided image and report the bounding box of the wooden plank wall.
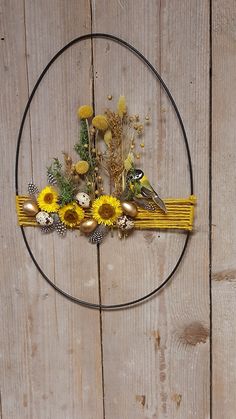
[0,2,103,418]
[0,1,234,418]
[212,1,236,418]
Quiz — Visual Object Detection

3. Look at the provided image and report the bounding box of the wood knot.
[151,330,161,350]
[181,322,209,346]
[143,231,155,244]
[172,393,182,407]
[212,269,236,282]
[136,395,146,407]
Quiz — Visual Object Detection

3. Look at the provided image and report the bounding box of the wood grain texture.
[0,1,103,418]
[92,1,210,418]
[0,2,33,418]
[212,1,236,418]
[0,1,213,418]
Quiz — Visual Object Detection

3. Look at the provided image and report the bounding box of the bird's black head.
[127,169,144,182]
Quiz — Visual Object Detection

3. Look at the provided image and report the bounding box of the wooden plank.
[23,1,103,417]
[0,2,34,418]
[92,0,210,418]
[212,1,236,417]
[1,1,103,418]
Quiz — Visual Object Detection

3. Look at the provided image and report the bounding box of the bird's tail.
[152,194,167,213]
[141,186,167,213]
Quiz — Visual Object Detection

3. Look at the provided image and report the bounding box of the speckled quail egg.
[75,192,91,208]
[36,211,54,226]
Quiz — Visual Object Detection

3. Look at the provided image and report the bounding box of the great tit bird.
[126,169,167,213]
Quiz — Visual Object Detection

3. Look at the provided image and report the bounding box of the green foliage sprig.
[74,120,90,161]
[47,158,76,206]
[74,119,96,169]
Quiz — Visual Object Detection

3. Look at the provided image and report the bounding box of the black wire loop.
[15,33,194,310]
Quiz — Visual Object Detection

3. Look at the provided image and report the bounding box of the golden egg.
[121,201,138,218]
[80,219,98,234]
[23,199,39,216]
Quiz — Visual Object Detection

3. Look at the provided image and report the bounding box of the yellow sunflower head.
[59,203,85,228]
[37,186,59,212]
[92,195,122,226]
[117,95,127,118]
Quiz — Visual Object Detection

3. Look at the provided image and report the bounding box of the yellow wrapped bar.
[16,195,196,231]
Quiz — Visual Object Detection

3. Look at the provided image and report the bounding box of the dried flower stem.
[63,152,73,175]
[105,110,124,196]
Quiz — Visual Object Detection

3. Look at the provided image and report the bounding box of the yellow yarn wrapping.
[16,195,196,231]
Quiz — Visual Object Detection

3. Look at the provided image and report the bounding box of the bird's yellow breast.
[140,175,148,184]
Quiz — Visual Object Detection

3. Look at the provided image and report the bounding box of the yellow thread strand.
[16,195,196,231]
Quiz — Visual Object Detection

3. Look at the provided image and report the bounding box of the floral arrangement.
[17,96,195,244]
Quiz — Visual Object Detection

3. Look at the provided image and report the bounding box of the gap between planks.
[89,2,106,417]
[23,0,33,176]
[209,1,213,418]
[0,389,2,419]
[22,1,105,416]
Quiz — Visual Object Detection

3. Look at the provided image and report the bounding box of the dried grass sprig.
[104,110,124,196]
[63,152,73,175]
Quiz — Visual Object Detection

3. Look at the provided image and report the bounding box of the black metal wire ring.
[15,33,194,310]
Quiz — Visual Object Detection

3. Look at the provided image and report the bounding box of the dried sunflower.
[92,195,122,226]
[37,186,59,213]
[59,203,85,228]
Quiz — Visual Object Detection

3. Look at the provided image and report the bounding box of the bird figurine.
[126,169,167,213]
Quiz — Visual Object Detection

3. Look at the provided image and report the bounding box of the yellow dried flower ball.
[75,160,89,175]
[92,115,108,131]
[117,95,127,118]
[77,105,93,119]
[104,129,112,146]
[124,152,134,171]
